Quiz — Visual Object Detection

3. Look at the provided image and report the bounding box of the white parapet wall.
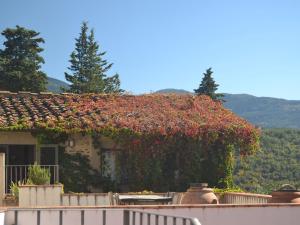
[218,192,272,204]
[19,184,63,207]
[17,190,273,208]
[3,204,300,225]
[61,193,113,206]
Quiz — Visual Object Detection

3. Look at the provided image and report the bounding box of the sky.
[0,0,300,99]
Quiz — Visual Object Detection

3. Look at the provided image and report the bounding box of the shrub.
[213,187,244,197]
[27,163,50,185]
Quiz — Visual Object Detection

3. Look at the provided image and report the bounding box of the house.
[0,91,259,192]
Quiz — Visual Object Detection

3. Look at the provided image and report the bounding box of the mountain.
[155,89,300,128]
[156,88,192,94]
[47,77,69,93]
[223,94,300,128]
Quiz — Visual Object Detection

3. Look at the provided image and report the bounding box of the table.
[118,194,173,205]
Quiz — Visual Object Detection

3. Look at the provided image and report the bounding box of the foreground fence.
[4,208,201,225]
[123,209,201,225]
[3,204,300,225]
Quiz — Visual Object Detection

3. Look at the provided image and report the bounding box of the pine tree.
[65,22,122,94]
[194,68,224,101]
[0,26,47,92]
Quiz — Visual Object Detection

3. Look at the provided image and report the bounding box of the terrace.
[0,176,299,225]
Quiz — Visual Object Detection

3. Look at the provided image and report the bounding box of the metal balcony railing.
[5,164,59,193]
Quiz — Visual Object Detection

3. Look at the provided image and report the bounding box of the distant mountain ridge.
[156,88,192,94]
[156,89,300,129]
[47,77,69,93]
[224,94,300,128]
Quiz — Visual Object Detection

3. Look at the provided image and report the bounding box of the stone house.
[0,91,258,191]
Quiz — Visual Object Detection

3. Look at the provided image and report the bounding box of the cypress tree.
[194,68,224,101]
[0,26,47,92]
[65,22,122,94]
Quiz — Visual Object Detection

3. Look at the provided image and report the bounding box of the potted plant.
[3,182,20,206]
[18,163,63,207]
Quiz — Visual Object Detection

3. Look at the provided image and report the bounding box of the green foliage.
[101,132,242,192]
[10,181,21,198]
[0,25,47,92]
[65,22,123,94]
[32,130,68,145]
[27,163,51,185]
[234,128,300,194]
[58,147,102,192]
[194,68,224,101]
[213,186,244,196]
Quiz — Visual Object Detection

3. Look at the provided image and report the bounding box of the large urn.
[181,183,218,204]
[270,184,300,203]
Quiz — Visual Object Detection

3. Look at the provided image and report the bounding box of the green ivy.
[0,126,258,192]
[58,147,100,192]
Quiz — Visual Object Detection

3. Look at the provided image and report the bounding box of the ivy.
[90,130,245,191]
[31,130,68,144]
[58,147,101,192]
[0,94,260,191]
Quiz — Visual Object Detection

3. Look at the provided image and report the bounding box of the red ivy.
[0,93,260,153]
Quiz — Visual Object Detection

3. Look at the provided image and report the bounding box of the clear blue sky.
[1,0,300,99]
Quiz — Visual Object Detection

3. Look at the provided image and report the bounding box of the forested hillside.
[224,94,300,129]
[234,128,300,194]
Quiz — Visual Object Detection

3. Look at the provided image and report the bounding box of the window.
[101,149,128,184]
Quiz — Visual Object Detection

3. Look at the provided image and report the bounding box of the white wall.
[19,185,63,207]
[61,193,112,206]
[0,212,4,225]
[4,204,300,225]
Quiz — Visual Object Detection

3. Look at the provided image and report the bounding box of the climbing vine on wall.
[91,129,259,191]
[0,94,260,191]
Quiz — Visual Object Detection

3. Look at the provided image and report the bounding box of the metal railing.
[123,209,201,225]
[7,208,202,225]
[5,164,59,193]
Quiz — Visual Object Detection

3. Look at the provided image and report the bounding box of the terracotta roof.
[0,92,256,138]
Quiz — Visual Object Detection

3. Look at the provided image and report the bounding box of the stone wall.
[0,131,37,145]
[65,134,122,170]
[65,133,93,157]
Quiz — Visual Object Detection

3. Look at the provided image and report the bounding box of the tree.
[65,22,122,94]
[194,68,224,101]
[0,26,47,92]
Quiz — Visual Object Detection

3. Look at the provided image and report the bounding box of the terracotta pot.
[271,191,300,203]
[270,184,300,203]
[181,183,218,204]
[291,198,300,203]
